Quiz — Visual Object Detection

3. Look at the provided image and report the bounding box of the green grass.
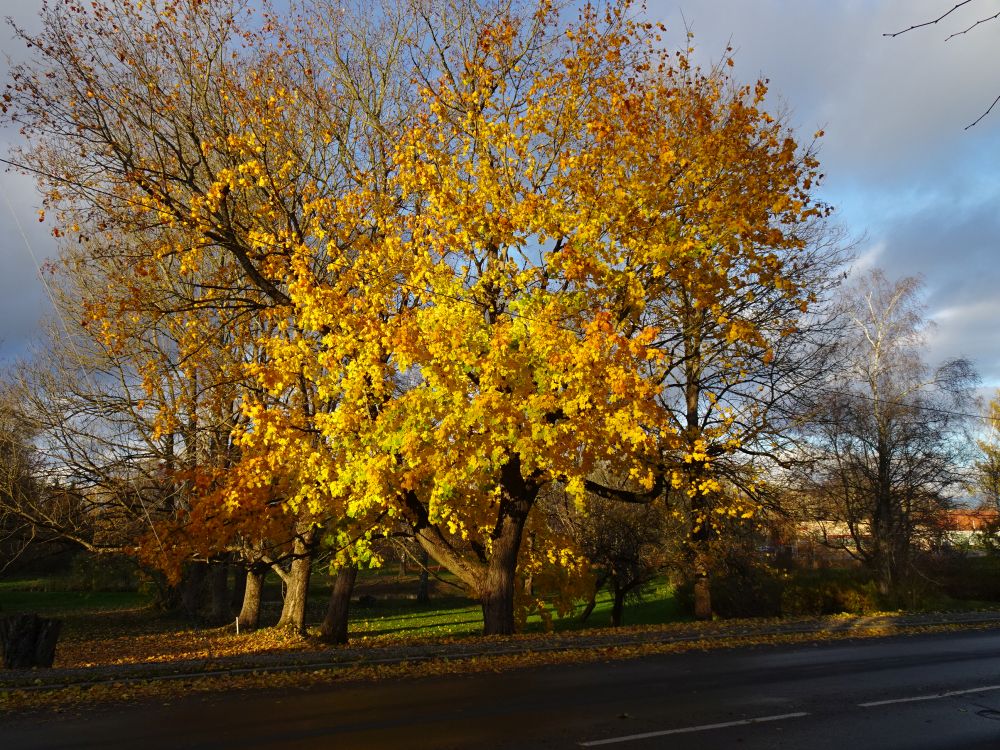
[344,580,688,640]
[0,575,152,615]
[0,577,62,593]
[7,561,1000,663]
[0,568,687,641]
[349,597,484,639]
[568,580,692,630]
[0,589,151,615]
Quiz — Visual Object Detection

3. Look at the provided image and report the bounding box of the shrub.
[712,571,784,618]
[921,555,1000,603]
[780,571,879,616]
[67,553,139,592]
[780,582,829,616]
[675,568,783,618]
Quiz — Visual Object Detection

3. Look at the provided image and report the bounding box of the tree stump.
[0,614,62,669]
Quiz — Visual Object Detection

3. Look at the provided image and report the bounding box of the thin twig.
[966,92,1000,129]
[883,2,1000,128]
[883,0,975,37]
[946,10,1000,39]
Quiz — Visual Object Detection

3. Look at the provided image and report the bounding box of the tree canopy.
[4,0,836,633]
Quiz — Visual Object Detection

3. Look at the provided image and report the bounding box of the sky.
[1,0,999,385]
[649,0,1000,387]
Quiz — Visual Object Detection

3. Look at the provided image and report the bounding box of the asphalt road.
[4,629,1000,749]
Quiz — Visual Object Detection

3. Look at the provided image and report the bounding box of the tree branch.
[965,92,1000,130]
[946,10,1000,40]
[883,1,975,37]
[584,472,665,504]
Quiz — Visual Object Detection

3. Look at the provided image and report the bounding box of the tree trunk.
[693,574,712,620]
[275,528,314,633]
[149,571,181,613]
[872,436,901,597]
[579,573,607,623]
[611,586,625,627]
[683,360,715,621]
[480,564,518,635]
[874,542,904,598]
[478,458,537,636]
[207,560,231,623]
[522,533,535,596]
[319,565,358,644]
[416,548,430,604]
[231,565,248,613]
[237,565,265,631]
[180,561,208,618]
[0,614,61,668]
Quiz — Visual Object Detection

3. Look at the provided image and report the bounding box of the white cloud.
[849,240,886,275]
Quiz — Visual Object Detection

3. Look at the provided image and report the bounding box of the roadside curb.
[4,610,1000,694]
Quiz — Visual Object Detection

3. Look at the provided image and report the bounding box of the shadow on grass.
[0,589,152,616]
[352,617,485,638]
[353,602,478,621]
[344,583,690,638]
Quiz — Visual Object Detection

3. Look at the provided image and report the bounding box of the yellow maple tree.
[9,0,832,634]
[277,1,829,632]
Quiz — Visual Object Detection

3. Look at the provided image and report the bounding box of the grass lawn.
[0,588,151,616]
[0,570,688,669]
[346,586,687,641]
[2,561,998,673]
[0,576,151,616]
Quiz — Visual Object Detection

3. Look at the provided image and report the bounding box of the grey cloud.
[2,0,1000,386]
[926,299,1000,382]
[0,2,56,365]
[654,0,1000,189]
[867,191,1000,379]
[0,167,55,367]
[654,0,1000,384]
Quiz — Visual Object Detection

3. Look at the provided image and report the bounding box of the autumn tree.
[799,270,977,594]
[972,392,1000,510]
[0,386,52,574]
[2,0,408,631]
[632,88,842,617]
[279,2,832,634]
[1,331,165,554]
[0,285,244,615]
[568,494,671,627]
[6,0,832,636]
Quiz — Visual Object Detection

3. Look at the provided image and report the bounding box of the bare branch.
[883,0,976,37]
[946,10,1000,40]
[584,473,664,504]
[965,92,1000,129]
[883,3,1000,128]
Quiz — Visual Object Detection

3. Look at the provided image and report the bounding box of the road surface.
[3,628,1000,748]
